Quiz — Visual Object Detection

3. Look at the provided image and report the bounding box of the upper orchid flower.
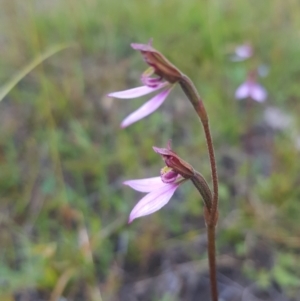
[231,43,253,62]
[108,40,182,128]
[124,167,186,223]
[235,71,267,102]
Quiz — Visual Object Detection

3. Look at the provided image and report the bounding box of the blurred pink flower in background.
[124,168,186,223]
[235,77,267,102]
[264,107,292,130]
[231,43,253,61]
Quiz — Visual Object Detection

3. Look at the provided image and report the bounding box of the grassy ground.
[0,0,300,300]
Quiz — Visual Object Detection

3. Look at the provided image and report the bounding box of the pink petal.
[121,87,173,128]
[250,83,267,102]
[107,83,167,99]
[128,184,179,223]
[235,82,250,99]
[123,177,166,192]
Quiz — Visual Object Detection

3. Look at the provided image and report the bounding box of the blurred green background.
[0,0,300,300]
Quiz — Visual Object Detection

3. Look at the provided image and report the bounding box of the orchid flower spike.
[124,168,186,223]
[235,71,267,102]
[108,40,182,128]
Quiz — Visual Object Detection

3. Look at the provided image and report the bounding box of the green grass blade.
[0,43,76,102]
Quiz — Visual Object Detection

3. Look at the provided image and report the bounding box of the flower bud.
[131,41,182,84]
[153,145,195,179]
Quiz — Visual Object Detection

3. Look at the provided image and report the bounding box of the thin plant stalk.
[179,75,219,221]
[207,224,218,301]
[245,96,254,203]
[180,75,219,301]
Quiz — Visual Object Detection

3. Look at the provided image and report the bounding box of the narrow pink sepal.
[123,177,166,193]
[121,87,173,128]
[107,84,166,99]
[251,83,267,102]
[131,43,153,52]
[128,184,179,223]
[152,146,171,155]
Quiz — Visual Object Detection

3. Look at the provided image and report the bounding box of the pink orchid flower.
[124,168,186,223]
[108,41,180,128]
[235,43,253,61]
[231,43,253,62]
[235,74,267,102]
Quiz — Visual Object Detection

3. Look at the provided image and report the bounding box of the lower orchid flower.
[124,142,213,223]
[235,71,267,102]
[124,167,186,223]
